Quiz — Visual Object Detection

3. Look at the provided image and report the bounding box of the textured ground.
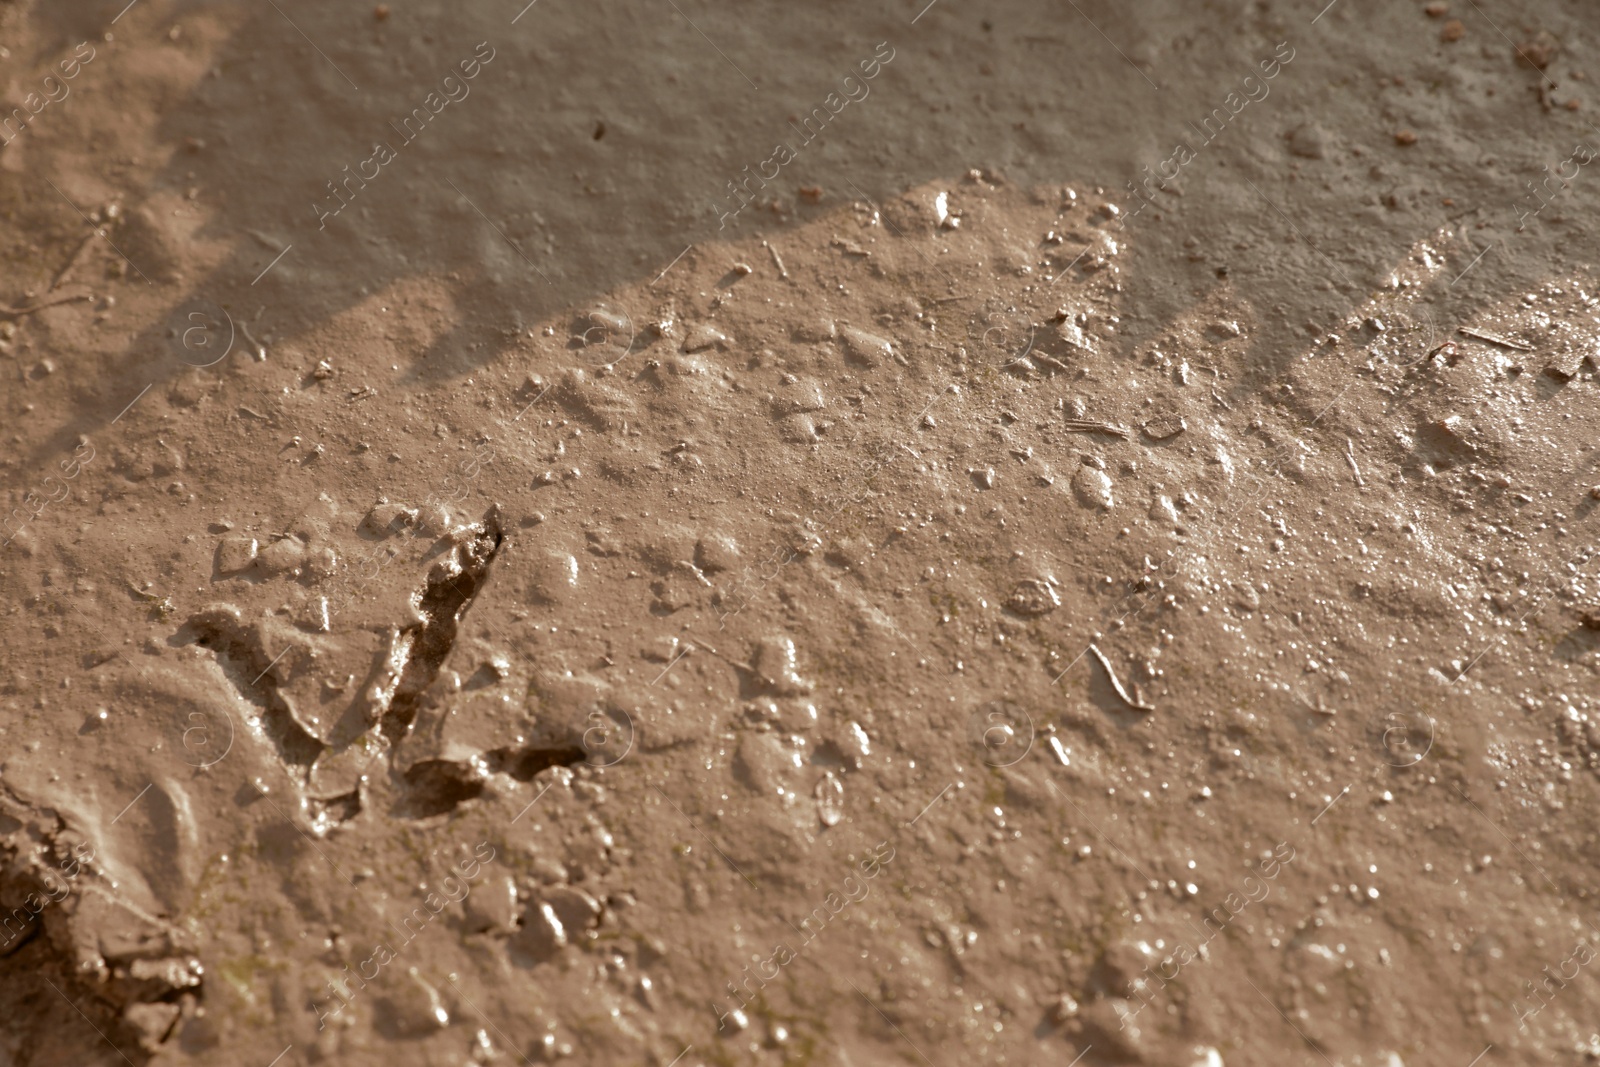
[3,1,1600,1065]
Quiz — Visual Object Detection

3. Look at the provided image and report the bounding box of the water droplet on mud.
[814,771,844,827]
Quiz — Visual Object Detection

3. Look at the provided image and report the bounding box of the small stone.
[255,535,306,576]
[383,968,449,1036]
[374,3,390,18]
[732,262,753,276]
[1055,317,1093,351]
[1232,581,1262,612]
[1515,31,1558,70]
[695,533,740,573]
[542,886,602,936]
[1441,18,1464,41]
[216,535,258,573]
[682,323,728,353]
[1288,123,1330,160]
[517,900,567,960]
[1141,413,1187,440]
[643,636,681,662]
[464,875,518,933]
[1423,1,1447,14]
[1544,348,1584,380]
[1394,129,1418,146]
[527,550,580,605]
[1006,579,1060,617]
[970,466,996,490]
[1071,464,1114,510]
[770,377,826,416]
[778,413,819,443]
[838,325,895,366]
[791,318,836,344]
[1207,320,1242,339]
[362,500,419,537]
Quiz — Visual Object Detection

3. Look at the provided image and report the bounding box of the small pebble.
[1424,1,1447,14]
[838,325,895,366]
[1515,31,1558,70]
[1394,129,1417,146]
[1142,414,1187,440]
[217,535,258,573]
[1289,123,1330,160]
[1441,19,1464,41]
[1071,464,1115,510]
[682,323,728,353]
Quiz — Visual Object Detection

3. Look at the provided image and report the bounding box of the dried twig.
[763,240,788,279]
[1458,326,1533,352]
[1064,419,1129,439]
[0,291,92,319]
[1343,438,1365,488]
[1088,643,1155,712]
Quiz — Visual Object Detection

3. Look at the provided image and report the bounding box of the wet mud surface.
[3,2,1600,1065]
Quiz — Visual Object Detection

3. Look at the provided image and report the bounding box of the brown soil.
[3,2,1600,1066]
